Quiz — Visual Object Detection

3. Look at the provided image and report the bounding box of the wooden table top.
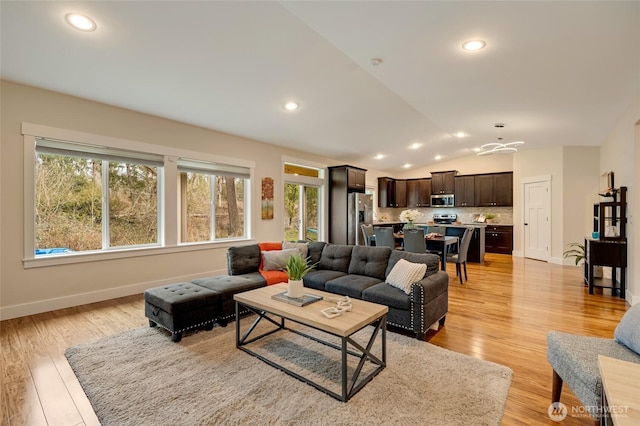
[598,355,640,425]
[233,283,388,337]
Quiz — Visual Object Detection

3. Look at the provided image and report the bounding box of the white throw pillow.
[386,259,427,295]
[282,241,308,258]
[261,248,299,271]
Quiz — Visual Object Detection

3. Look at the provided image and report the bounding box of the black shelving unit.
[584,186,627,298]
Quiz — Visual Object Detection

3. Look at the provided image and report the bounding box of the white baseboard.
[549,256,565,265]
[512,250,523,257]
[0,269,227,321]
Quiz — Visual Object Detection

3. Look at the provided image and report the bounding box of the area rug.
[65,321,512,426]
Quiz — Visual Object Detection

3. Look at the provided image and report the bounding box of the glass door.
[284,183,319,242]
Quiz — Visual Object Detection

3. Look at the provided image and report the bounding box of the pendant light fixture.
[477,123,524,156]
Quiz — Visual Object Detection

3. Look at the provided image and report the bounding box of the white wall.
[513,146,564,261]
[562,147,601,254]
[0,80,384,319]
[599,96,640,305]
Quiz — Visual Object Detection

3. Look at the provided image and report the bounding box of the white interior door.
[524,180,550,261]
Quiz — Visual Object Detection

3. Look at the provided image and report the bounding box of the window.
[283,162,324,242]
[24,123,255,265]
[178,159,249,243]
[35,138,162,255]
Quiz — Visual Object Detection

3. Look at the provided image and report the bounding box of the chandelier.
[477,123,524,156]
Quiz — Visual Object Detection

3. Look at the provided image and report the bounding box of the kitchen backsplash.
[376,206,514,225]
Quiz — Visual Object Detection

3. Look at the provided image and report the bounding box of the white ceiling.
[2,1,639,173]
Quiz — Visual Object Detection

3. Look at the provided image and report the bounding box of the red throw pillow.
[258,242,286,285]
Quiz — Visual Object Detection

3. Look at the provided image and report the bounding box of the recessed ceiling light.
[409,143,422,150]
[462,40,486,51]
[284,102,299,111]
[65,13,97,31]
[402,163,412,168]
[455,132,466,138]
[473,147,482,152]
[374,154,386,160]
[434,155,442,160]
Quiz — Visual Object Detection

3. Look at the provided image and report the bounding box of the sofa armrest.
[410,271,449,337]
[410,271,448,304]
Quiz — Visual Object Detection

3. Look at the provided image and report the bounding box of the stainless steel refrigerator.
[348,193,373,245]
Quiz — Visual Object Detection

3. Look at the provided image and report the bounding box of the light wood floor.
[0,254,630,425]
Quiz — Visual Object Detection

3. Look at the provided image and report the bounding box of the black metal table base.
[235,302,386,402]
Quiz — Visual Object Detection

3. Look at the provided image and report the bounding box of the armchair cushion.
[614,303,640,355]
[547,330,640,418]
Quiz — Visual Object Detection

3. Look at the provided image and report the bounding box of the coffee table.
[234,283,388,402]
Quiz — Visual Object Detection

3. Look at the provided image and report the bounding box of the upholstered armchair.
[547,304,640,424]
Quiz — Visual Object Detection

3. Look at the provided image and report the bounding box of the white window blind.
[35,137,164,167]
[177,158,250,179]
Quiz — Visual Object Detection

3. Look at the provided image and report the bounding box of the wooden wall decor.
[261,177,274,220]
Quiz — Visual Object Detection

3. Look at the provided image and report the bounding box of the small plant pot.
[287,279,304,298]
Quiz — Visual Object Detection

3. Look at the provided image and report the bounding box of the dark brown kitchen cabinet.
[430,171,457,195]
[378,177,407,208]
[406,178,431,207]
[329,165,366,194]
[454,175,475,207]
[485,225,513,254]
[347,167,366,191]
[474,172,513,206]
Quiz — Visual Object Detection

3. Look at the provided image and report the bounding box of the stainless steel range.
[433,213,457,224]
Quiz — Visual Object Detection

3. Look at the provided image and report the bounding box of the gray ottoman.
[192,273,266,324]
[144,283,219,342]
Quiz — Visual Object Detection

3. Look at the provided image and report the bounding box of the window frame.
[23,122,254,268]
[178,171,249,244]
[282,157,327,242]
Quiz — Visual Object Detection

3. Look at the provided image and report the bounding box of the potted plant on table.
[485,213,496,224]
[284,253,315,298]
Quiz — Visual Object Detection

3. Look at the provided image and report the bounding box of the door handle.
[524,223,528,226]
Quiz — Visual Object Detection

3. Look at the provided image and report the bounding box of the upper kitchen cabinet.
[378,177,407,208]
[474,172,513,206]
[430,171,457,195]
[346,167,366,191]
[455,175,475,207]
[329,165,366,193]
[406,178,431,207]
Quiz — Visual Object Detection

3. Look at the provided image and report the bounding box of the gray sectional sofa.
[145,241,449,341]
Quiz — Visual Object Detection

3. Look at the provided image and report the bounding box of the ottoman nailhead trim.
[155,318,216,335]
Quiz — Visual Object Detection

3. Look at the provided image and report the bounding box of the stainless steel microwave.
[430,194,455,207]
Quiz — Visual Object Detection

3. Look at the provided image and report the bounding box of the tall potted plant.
[284,253,315,298]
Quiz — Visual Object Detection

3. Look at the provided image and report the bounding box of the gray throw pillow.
[614,303,640,355]
[262,248,299,271]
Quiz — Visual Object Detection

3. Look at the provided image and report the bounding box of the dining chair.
[361,224,374,246]
[373,227,396,249]
[403,228,426,253]
[446,226,474,284]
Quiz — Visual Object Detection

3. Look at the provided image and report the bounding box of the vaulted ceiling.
[2,1,638,173]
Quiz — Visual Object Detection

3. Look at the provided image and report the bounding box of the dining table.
[393,233,458,271]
